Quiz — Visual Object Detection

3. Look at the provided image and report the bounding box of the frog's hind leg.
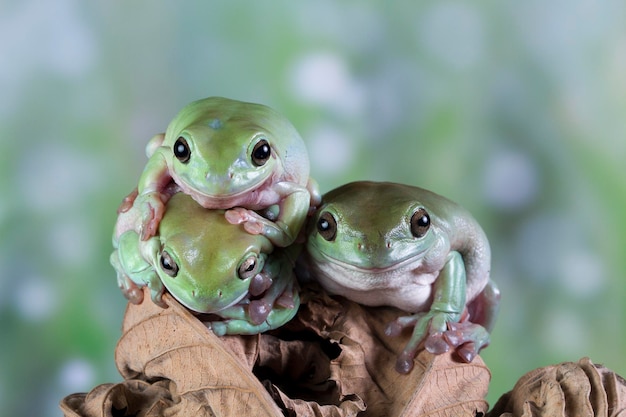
[467,279,501,332]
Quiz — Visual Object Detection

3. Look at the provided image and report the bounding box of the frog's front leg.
[225,182,310,247]
[385,251,467,374]
[112,232,168,308]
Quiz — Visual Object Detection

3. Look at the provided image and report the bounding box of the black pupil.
[161,256,173,270]
[318,218,329,231]
[245,260,255,272]
[174,137,190,162]
[417,215,429,227]
[254,143,270,160]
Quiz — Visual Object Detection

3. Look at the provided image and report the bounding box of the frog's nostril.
[217,289,223,298]
[386,241,392,249]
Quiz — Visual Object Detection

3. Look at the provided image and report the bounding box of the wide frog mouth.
[175,169,275,207]
[311,244,429,274]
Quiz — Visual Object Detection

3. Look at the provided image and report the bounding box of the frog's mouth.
[318,251,426,274]
[178,172,274,207]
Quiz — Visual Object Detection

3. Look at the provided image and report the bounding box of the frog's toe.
[120,277,144,304]
[456,342,479,363]
[395,351,417,374]
[123,286,144,304]
[443,321,490,362]
[248,300,271,325]
[384,314,421,337]
[224,207,249,224]
[249,273,272,297]
[275,288,296,309]
[424,332,450,355]
[243,221,264,235]
[117,188,138,214]
[208,320,228,337]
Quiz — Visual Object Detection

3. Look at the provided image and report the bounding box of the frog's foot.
[119,275,144,304]
[247,274,297,324]
[209,288,300,336]
[224,207,265,235]
[138,192,166,240]
[386,310,461,374]
[443,321,490,363]
[117,187,139,214]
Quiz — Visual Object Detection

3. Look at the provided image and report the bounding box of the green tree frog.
[111,192,300,335]
[118,96,321,247]
[298,181,500,373]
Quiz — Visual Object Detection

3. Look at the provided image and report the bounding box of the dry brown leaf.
[261,283,491,417]
[61,284,492,416]
[61,287,283,417]
[486,357,626,417]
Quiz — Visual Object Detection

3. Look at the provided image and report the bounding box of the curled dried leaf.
[487,357,626,417]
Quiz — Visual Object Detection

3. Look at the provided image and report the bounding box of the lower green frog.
[111,192,299,335]
[298,181,500,373]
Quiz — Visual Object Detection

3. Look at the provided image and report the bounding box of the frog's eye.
[251,139,271,166]
[173,137,191,163]
[317,212,337,241]
[410,208,431,238]
[238,255,261,280]
[159,250,179,277]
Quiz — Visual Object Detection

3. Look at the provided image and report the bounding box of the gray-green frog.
[298,181,500,373]
[118,96,321,247]
[111,192,300,335]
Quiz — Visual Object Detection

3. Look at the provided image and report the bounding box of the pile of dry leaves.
[60,285,626,416]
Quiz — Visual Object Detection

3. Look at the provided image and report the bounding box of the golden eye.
[160,250,179,277]
[317,212,337,241]
[410,208,430,238]
[251,139,271,166]
[173,136,190,163]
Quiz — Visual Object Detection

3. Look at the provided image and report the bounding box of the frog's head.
[152,193,274,313]
[160,97,309,206]
[306,181,441,272]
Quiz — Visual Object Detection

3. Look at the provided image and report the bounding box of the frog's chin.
[312,253,436,310]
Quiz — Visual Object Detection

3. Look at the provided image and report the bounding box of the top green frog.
[119,97,320,247]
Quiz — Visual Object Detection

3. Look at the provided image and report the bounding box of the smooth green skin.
[111,193,300,335]
[121,96,320,247]
[300,181,500,373]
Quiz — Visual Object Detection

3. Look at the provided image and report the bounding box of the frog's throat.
[314,249,427,274]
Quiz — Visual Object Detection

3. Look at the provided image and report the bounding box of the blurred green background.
[1,1,625,415]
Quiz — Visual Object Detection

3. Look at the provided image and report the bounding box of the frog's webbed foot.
[224,207,266,235]
[443,320,490,363]
[207,287,300,336]
[247,268,297,325]
[225,207,297,247]
[118,272,167,309]
[118,274,144,304]
[385,310,462,374]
